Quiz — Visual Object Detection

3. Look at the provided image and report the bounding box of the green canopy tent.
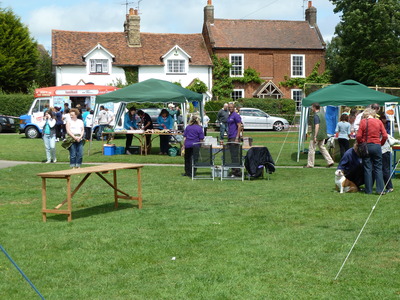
[297,80,400,162]
[90,78,204,155]
[95,78,204,130]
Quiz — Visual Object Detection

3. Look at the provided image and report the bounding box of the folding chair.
[221,142,245,181]
[192,142,216,180]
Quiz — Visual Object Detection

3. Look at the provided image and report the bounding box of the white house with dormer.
[52,8,213,90]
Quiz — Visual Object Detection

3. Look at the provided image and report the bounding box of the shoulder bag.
[358,119,369,158]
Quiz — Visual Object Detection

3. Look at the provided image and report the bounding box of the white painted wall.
[55,46,212,91]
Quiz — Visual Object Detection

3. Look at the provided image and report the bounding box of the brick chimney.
[204,0,214,24]
[124,8,141,47]
[305,1,317,27]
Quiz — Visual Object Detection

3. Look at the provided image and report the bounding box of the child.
[202,111,210,136]
[335,114,351,158]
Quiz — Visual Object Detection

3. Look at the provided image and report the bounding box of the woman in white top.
[66,108,85,168]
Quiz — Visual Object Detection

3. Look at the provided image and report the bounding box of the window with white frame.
[291,55,305,77]
[167,60,186,74]
[291,89,303,112]
[229,54,244,77]
[231,89,244,100]
[90,59,109,74]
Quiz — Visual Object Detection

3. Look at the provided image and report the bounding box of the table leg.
[137,168,142,209]
[66,176,72,222]
[42,178,47,222]
[113,170,118,208]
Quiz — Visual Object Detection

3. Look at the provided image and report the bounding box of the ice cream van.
[19,84,120,138]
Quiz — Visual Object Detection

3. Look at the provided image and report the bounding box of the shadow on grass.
[46,202,136,222]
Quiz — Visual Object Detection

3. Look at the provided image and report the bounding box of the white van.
[19,84,121,138]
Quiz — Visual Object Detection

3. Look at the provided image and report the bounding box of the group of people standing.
[306,102,394,195]
[40,106,85,168]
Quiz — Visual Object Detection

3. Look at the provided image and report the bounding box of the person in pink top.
[356,108,388,194]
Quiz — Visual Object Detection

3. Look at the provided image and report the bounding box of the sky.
[0,0,341,51]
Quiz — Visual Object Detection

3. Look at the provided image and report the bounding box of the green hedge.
[0,94,34,117]
[205,98,296,124]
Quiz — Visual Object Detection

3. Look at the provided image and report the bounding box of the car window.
[0,117,5,123]
[254,111,266,117]
[9,118,14,124]
[240,111,251,116]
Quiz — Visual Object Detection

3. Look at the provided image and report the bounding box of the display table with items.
[37,163,143,222]
[101,129,183,155]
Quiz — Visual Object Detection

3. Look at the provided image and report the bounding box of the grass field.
[0,132,399,299]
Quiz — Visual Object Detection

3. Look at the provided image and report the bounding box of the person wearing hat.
[168,103,180,130]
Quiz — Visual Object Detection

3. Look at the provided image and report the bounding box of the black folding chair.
[192,142,216,180]
[221,142,245,181]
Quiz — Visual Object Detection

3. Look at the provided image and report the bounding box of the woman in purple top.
[183,115,204,176]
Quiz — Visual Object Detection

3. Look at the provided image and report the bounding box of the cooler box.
[103,144,116,156]
[115,146,125,155]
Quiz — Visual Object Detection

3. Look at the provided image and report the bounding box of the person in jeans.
[96,105,108,141]
[356,108,388,194]
[41,110,57,163]
[217,103,229,142]
[66,108,85,169]
[335,113,351,158]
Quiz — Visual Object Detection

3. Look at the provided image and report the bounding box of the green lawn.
[0,130,334,166]
[0,133,399,299]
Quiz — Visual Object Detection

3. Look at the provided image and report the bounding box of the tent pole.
[88,103,99,156]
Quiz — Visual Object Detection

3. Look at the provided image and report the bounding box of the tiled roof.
[207,19,325,49]
[52,30,213,66]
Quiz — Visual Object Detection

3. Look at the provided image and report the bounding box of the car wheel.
[273,121,284,131]
[25,126,40,139]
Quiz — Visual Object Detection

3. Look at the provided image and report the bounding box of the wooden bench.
[37,163,143,222]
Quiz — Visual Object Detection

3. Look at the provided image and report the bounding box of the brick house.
[202,0,326,110]
[52,9,213,90]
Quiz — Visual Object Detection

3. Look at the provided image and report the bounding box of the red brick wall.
[214,49,325,98]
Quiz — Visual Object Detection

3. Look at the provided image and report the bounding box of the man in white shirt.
[96,105,109,141]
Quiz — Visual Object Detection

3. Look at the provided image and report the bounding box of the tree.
[0,7,39,93]
[35,45,55,88]
[327,0,400,86]
[211,55,233,99]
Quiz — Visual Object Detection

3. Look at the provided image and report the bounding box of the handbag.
[358,119,369,158]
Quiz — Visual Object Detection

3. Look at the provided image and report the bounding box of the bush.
[0,94,34,117]
[205,98,296,124]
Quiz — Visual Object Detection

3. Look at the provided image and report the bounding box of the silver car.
[239,108,289,131]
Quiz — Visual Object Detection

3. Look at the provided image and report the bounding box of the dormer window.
[90,59,109,74]
[167,60,186,74]
[162,45,191,75]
